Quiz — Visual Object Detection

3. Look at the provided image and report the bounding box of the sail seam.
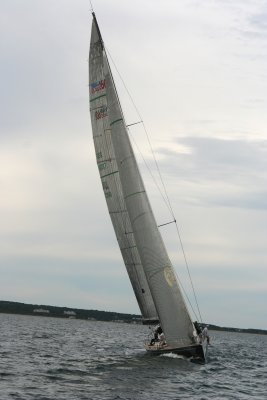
[97,158,114,164]
[125,262,142,266]
[109,210,127,214]
[121,245,137,250]
[90,94,106,102]
[125,190,145,200]
[100,171,119,179]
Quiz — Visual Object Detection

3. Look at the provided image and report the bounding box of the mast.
[89,13,197,347]
[92,12,104,50]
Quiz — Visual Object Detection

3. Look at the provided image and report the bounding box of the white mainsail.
[89,15,158,323]
[89,13,197,348]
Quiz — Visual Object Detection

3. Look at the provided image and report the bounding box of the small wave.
[124,348,145,356]
[1,314,266,400]
[159,352,185,359]
[88,375,102,381]
[0,372,15,377]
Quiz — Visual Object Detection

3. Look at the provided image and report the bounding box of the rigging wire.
[173,222,203,323]
[105,47,173,215]
[173,268,200,322]
[127,128,174,214]
[105,46,203,323]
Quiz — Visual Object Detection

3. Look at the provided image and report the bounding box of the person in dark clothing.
[194,321,202,335]
[155,325,163,336]
[150,325,163,345]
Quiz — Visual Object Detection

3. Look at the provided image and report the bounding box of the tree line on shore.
[0,300,266,335]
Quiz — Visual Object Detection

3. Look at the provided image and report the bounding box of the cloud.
[250,4,267,33]
[0,0,266,329]
[153,137,267,210]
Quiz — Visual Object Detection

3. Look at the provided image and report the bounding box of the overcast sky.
[0,0,266,330]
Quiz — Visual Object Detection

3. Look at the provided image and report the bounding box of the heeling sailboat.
[89,13,207,361]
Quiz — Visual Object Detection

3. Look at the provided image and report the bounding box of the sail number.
[102,181,112,198]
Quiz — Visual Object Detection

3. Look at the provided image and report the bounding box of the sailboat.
[89,12,208,362]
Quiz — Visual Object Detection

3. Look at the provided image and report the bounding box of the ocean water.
[0,314,266,400]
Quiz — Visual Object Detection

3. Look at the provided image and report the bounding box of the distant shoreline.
[1,300,266,335]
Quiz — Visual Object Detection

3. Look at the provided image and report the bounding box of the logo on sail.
[98,162,106,171]
[164,266,176,287]
[95,106,108,120]
[90,79,106,94]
